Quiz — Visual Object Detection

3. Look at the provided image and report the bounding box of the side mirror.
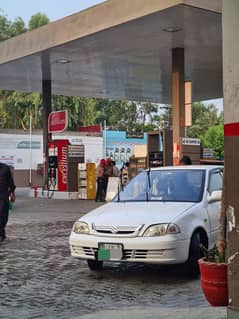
[207,190,222,203]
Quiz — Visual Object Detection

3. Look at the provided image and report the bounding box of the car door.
[206,168,223,246]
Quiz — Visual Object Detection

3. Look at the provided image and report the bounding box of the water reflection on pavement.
[0,191,227,319]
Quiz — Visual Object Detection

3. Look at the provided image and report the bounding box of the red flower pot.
[198,257,228,306]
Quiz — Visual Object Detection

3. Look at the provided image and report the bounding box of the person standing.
[104,158,113,178]
[104,158,114,196]
[112,160,120,177]
[95,159,106,202]
[179,155,192,165]
[0,162,16,242]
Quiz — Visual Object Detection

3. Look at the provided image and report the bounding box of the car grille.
[92,224,143,236]
[71,245,166,260]
[95,230,134,235]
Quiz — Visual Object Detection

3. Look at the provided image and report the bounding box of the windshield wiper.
[146,168,151,201]
[117,178,121,202]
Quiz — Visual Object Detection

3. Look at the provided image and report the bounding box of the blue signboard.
[103,130,147,167]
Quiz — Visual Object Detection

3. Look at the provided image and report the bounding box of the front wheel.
[87,259,103,271]
[185,232,201,276]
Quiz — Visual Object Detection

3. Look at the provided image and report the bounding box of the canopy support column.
[172,47,185,165]
[41,51,52,180]
[223,1,239,317]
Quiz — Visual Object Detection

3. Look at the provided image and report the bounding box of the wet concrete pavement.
[0,189,227,319]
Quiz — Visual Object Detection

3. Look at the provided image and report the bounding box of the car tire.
[87,259,103,271]
[185,232,201,276]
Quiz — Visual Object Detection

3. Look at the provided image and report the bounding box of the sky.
[203,98,223,113]
[0,0,106,24]
[0,0,223,112]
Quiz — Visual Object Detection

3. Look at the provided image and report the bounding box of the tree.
[28,13,50,30]
[187,102,219,138]
[0,91,42,129]
[201,124,224,159]
[9,17,26,37]
[0,11,26,41]
[51,95,98,130]
[137,102,158,125]
[0,11,10,41]
[218,110,224,125]
[94,99,136,131]
[0,11,49,130]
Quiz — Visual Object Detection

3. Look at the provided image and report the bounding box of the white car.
[69,165,223,274]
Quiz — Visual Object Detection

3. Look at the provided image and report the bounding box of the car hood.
[80,201,195,226]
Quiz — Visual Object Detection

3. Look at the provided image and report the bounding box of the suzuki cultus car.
[69,165,223,274]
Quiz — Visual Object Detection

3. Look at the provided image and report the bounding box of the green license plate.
[98,243,123,261]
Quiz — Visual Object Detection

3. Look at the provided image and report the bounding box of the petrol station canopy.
[0,0,222,104]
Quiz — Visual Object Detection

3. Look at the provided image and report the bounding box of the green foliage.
[185,102,224,158]
[200,244,225,263]
[93,99,158,132]
[0,10,48,40]
[0,12,11,41]
[0,11,26,41]
[201,124,224,158]
[187,102,219,138]
[144,124,155,132]
[138,102,158,124]
[95,99,121,129]
[0,10,50,130]
[155,105,171,128]
[0,91,42,129]
[28,13,50,30]
[218,110,224,125]
[52,96,98,130]
[9,17,27,37]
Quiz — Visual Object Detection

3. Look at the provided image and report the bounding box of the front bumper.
[69,233,190,264]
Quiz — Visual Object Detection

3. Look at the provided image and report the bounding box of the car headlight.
[143,223,180,237]
[73,221,89,234]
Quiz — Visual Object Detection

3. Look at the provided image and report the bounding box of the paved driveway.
[0,189,227,319]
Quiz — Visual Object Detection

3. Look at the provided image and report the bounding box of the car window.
[208,170,223,193]
[114,169,205,202]
[122,172,148,201]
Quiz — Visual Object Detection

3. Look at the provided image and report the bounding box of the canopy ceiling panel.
[0,0,222,103]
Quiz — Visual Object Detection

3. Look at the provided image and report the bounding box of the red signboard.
[79,124,101,133]
[48,110,68,133]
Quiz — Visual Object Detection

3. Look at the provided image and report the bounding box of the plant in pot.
[198,175,228,307]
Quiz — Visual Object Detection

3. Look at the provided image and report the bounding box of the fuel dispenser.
[47,139,84,192]
[48,140,68,191]
[147,129,173,168]
[127,129,173,177]
[147,130,201,167]
[47,142,58,186]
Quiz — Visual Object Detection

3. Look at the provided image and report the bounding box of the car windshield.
[114,169,205,202]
